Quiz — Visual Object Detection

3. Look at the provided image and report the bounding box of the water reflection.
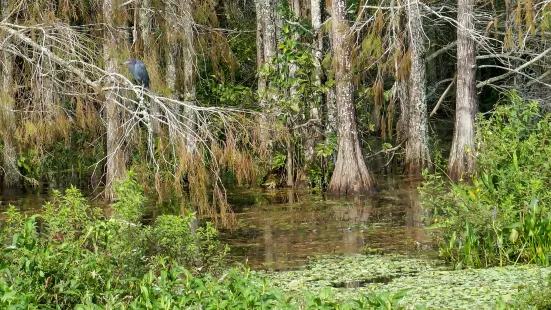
[1,175,435,271]
[222,176,435,270]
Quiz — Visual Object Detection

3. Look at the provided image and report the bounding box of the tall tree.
[304,0,322,164]
[403,0,431,175]
[328,0,376,195]
[448,0,477,181]
[182,0,197,153]
[103,0,127,200]
[0,0,18,188]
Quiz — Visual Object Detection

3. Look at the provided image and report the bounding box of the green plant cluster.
[420,91,551,268]
[0,173,406,309]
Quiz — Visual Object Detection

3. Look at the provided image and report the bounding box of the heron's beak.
[122,60,129,65]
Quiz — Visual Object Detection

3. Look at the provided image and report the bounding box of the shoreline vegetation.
[2,0,551,307]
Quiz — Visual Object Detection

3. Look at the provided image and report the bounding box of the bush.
[420,91,551,268]
[1,174,407,309]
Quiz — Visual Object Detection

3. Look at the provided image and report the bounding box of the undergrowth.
[420,91,551,269]
[0,172,406,309]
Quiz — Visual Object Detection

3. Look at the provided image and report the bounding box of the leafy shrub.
[420,91,551,268]
[0,175,408,309]
[150,214,199,267]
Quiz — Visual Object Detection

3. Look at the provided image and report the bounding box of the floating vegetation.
[256,254,551,309]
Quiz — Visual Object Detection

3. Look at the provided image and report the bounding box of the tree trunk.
[448,0,477,181]
[0,36,18,188]
[394,3,409,146]
[404,0,431,175]
[261,0,277,96]
[165,0,179,145]
[255,0,277,160]
[286,133,294,186]
[103,0,126,200]
[255,0,265,97]
[324,3,337,137]
[285,0,302,188]
[182,0,197,154]
[139,0,159,133]
[327,0,376,195]
[139,0,152,48]
[0,0,19,189]
[304,0,322,164]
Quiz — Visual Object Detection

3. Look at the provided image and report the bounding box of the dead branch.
[430,75,456,118]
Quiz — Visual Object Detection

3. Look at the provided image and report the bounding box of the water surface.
[1,175,435,270]
[221,176,435,270]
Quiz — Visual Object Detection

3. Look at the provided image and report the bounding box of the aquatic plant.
[420,91,551,268]
[0,177,408,309]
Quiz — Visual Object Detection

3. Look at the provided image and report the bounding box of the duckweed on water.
[256,254,551,309]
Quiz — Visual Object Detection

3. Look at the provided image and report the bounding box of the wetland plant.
[420,91,551,268]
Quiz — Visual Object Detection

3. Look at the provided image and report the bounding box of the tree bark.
[304,0,322,164]
[261,0,277,97]
[139,0,152,48]
[0,21,18,188]
[285,1,302,187]
[448,0,477,181]
[255,0,265,97]
[103,0,127,200]
[139,0,159,133]
[0,0,19,188]
[182,0,197,154]
[165,0,180,146]
[404,0,431,175]
[328,0,376,195]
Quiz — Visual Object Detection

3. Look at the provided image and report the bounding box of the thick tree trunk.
[103,0,126,200]
[404,0,431,175]
[448,0,477,181]
[328,0,376,195]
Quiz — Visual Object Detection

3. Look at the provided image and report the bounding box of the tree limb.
[476,47,551,89]
[430,75,456,118]
[427,41,457,62]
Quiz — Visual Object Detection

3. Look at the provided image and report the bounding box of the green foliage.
[42,186,103,239]
[0,178,407,309]
[204,79,255,108]
[111,170,147,223]
[420,91,551,268]
[151,214,199,267]
[196,221,230,271]
[271,151,287,170]
[307,135,338,189]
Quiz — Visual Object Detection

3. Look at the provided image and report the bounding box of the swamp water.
[2,175,551,309]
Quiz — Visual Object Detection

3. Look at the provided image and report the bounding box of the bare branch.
[476,47,551,89]
[430,75,456,118]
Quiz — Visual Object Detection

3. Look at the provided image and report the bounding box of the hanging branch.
[430,75,456,118]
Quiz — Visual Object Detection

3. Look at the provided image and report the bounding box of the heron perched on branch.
[123,58,150,89]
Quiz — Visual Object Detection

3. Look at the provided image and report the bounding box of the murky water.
[0,175,435,271]
[221,176,435,270]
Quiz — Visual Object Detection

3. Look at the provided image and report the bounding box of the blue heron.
[122,58,150,89]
